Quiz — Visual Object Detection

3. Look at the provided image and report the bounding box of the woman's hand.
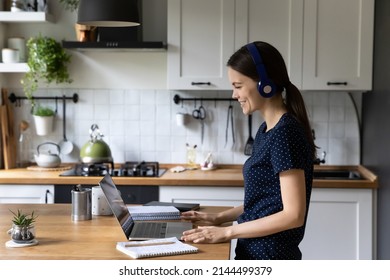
[181,226,231,244]
[180,211,220,226]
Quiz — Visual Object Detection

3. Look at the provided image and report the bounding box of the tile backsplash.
[9,88,361,166]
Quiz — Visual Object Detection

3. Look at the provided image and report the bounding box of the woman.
[181,41,316,260]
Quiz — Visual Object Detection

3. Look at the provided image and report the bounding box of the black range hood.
[63,0,167,51]
[62,26,166,50]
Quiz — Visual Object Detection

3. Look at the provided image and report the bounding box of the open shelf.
[0,63,28,73]
[0,12,54,23]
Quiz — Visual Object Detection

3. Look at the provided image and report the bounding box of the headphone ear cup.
[246,43,277,98]
[258,80,276,98]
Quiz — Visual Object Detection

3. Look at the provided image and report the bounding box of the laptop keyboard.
[131,222,167,238]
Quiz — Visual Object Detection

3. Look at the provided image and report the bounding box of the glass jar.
[186,145,197,169]
[10,224,36,243]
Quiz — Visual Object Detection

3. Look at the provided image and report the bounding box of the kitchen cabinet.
[0,185,54,204]
[300,188,376,259]
[234,0,304,88]
[159,185,244,206]
[167,0,303,90]
[168,0,374,91]
[0,11,53,73]
[167,0,235,90]
[302,0,375,91]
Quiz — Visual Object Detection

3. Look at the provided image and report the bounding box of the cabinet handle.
[45,189,51,204]
[327,82,348,86]
[191,82,211,86]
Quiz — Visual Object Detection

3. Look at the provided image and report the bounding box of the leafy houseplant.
[20,34,72,135]
[9,209,38,243]
[21,34,72,101]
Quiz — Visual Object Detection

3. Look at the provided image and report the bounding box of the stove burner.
[59,161,166,177]
[119,161,160,177]
[75,162,114,176]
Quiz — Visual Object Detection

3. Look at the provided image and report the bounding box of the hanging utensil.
[58,96,74,155]
[225,103,235,147]
[244,114,254,156]
[192,104,206,144]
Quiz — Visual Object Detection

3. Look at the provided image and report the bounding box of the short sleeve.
[270,124,307,174]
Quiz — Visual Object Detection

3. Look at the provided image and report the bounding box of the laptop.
[99,174,193,240]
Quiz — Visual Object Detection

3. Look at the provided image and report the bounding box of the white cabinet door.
[235,0,304,88]
[159,186,244,207]
[167,0,235,90]
[0,185,54,204]
[300,188,376,260]
[302,0,375,91]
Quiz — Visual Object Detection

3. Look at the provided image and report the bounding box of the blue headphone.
[246,43,277,98]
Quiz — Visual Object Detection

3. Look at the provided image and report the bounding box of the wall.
[362,0,390,260]
[1,2,361,166]
[7,88,361,166]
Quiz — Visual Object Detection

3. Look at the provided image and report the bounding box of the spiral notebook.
[127,206,180,221]
[116,237,198,259]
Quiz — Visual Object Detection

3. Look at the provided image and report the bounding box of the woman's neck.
[260,98,287,132]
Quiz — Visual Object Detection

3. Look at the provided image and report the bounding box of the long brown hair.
[227,41,317,159]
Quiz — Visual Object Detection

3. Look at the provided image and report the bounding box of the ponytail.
[285,83,317,160]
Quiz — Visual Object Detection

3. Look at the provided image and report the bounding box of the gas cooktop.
[59,161,166,177]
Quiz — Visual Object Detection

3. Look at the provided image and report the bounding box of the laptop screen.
[99,174,134,238]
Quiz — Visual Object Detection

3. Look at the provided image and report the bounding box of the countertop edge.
[0,164,379,189]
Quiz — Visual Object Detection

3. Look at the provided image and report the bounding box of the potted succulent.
[9,209,38,244]
[20,34,72,135]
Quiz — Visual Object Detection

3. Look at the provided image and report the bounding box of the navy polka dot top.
[235,113,313,260]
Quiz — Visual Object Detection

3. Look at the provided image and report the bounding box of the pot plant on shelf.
[9,209,38,244]
[21,34,72,136]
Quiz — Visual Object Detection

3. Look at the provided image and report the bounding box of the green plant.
[10,209,37,227]
[59,0,79,12]
[21,34,72,102]
[32,105,55,117]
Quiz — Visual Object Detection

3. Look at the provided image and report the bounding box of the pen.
[124,241,176,247]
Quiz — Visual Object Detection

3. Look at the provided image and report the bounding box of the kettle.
[34,142,61,168]
[80,124,113,163]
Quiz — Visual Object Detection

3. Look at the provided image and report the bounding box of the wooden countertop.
[0,164,378,189]
[0,204,231,260]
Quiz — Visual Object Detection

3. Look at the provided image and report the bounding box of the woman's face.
[228,67,262,115]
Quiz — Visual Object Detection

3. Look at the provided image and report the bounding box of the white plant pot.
[33,115,54,136]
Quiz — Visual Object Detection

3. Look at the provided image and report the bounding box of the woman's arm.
[182,169,307,243]
[181,205,244,226]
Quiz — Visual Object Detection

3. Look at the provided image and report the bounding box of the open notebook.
[116,237,198,259]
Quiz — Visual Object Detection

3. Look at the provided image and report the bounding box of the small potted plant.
[21,34,72,135]
[9,209,38,244]
[32,105,56,136]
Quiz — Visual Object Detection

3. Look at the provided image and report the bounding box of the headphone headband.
[246,43,276,98]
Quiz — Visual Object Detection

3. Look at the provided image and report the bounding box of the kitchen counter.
[0,164,378,189]
[0,204,231,260]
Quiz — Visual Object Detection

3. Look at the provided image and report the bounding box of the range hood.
[62,0,166,51]
[62,27,166,50]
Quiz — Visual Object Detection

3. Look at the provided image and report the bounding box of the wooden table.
[0,204,231,260]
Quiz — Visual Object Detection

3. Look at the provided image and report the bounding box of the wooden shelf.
[0,63,28,73]
[0,11,54,23]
